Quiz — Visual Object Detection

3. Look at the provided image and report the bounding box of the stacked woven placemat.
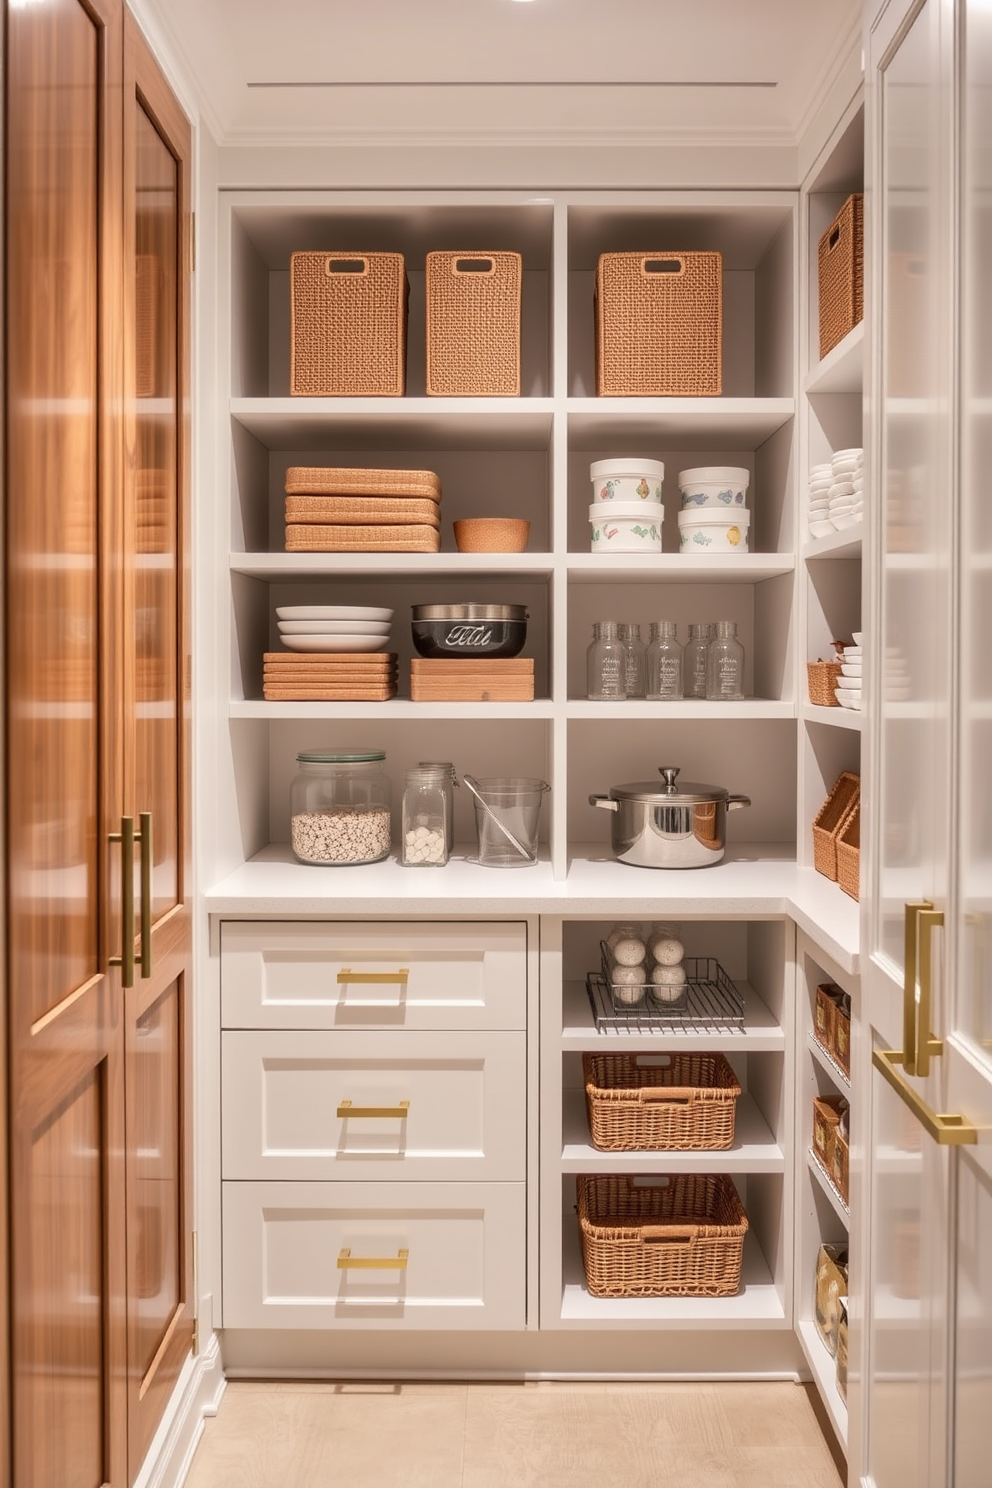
[263,652,398,701]
[284,466,442,553]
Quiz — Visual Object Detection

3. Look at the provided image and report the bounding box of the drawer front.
[221,1180,526,1330]
[221,920,527,1031]
[222,1029,526,1182]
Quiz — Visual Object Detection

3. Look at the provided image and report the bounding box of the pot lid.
[412,603,527,621]
[608,765,731,805]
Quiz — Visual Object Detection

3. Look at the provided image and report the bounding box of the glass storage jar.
[418,760,458,846]
[402,765,452,866]
[290,749,392,865]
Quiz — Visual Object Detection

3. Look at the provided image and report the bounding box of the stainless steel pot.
[589,764,751,868]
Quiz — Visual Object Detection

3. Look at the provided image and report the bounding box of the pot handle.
[588,794,619,812]
[726,794,751,811]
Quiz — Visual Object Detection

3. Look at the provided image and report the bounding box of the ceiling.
[143,0,863,149]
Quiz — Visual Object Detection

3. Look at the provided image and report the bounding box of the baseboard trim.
[132,1335,225,1488]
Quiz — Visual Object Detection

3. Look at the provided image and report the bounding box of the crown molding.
[214,120,798,151]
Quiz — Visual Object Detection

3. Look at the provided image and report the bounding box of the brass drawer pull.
[337,967,410,985]
[337,1099,410,1120]
[872,1049,978,1146]
[109,816,136,988]
[337,1248,409,1271]
[139,811,153,979]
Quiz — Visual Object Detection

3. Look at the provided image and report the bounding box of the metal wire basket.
[587,945,745,1033]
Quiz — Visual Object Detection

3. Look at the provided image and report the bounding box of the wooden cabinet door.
[121,14,193,1479]
[4,1,127,1485]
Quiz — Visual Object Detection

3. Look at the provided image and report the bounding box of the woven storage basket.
[837,802,861,901]
[596,251,722,396]
[290,251,408,396]
[818,194,864,359]
[807,659,843,707]
[426,251,522,396]
[577,1173,748,1298]
[583,1052,741,1152]
[285,466,441,501]
[812,771,860,881]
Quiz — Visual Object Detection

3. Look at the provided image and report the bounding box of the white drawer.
[221,1180,526,1330]
[220,920,527,1031]
[222,1029,526,1182]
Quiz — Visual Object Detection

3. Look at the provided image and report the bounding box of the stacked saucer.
[266,605,398,700]
[834,631,863,711]
[829,448,864,530]
[808,462,833,537]
[275,605,393,653]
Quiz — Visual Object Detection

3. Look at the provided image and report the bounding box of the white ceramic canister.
[590,458,665,505]
[677,507,751,553]
[588,501,664,553]
[678,466,750,510]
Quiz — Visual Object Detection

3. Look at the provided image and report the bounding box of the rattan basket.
[807,659,843,707]
[818,194,864,359]
[596,250,722,396]
[577,1173,748,1298]
[582,1052,741,1152]
[837,802,860,901]
[426,251,522,396]
[290,251,408,396]
[812,772,860,881]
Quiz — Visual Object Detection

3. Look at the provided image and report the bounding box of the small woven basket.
[583,1052,741,1152]
[596,251,723,396]
[818,194,864,359]
[812,772,860,881]
[807,659,843,707]
[426,251,522,396]
[290,251,408,396]
[577,1173,748,1298]
[836,802,861,901]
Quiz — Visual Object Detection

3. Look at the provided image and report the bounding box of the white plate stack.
[829,447,864,530]
[834,631,863,710]
[807,462,833,537]
[275,605,393,653]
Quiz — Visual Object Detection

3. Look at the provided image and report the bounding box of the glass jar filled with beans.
[290,749,392,864]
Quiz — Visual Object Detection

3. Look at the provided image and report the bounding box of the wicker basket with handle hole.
[812,771,860,881]
[426,251,522,397]
[290,251,408,397]
[582,1052,741,1152]
[837,802,860,901]
[595,251,722,396]
[818,194,864,359]
[807,659,843,707]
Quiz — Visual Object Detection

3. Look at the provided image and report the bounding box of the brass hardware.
[872,1049,978,1145]
[139,811,153,979]
[915,908,944,1077]
[337,1248,409,1271]
[109,817,136,988]
[192,1229,199,1357]
[337,1099,410,1120]
[903,901,932,1076]
[336,968,410,986]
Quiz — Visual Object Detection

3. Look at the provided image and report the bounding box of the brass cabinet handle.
[337,1248,409,1271]
[109,817,136,988]
[915,907,943,1078]
[903,901,933,1075]
[337,1099,410,1120]
[872,1048,978,1146]
[139,811,153,980]
[337,967,410,985]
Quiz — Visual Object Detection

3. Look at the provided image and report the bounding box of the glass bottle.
[618,622,646,698]
[706,619,746,700]
[290,749,392,865]
[586,620,627,700]
[683,622,711,699]
[418,760,457,849]
[402,765,450,866]
[646,621,683,700]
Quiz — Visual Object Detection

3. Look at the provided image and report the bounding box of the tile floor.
[184,1379,845,1488]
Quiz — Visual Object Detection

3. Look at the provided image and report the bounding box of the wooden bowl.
[452,518,531,553]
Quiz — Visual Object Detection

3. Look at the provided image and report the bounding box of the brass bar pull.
[903,901,932,1076]
[139,811,153,980]
[872,1049,978,1145]
[109,817,136,989]
[337,1100,410,1120]
[915,908,944,1078]
[337,1248,409,1271]
[336,968,410,986]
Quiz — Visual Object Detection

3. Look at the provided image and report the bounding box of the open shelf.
[808,1032,852,1091]
[565,554,795,584]
[804,322,865,396]
[560,1090,784,1172]
[561,979,785,1051]
[803,529,863,562]
[566,399,795,447]
[567,700,795,721]
[802,704,863,732]
[807,1149,851,1228]
[796,1319,849,1446]
[231,398,555,451]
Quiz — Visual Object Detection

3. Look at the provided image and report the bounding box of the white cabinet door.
[221,1180,526,1330]
[220,920,527,1031]
[222,1029,526,1182]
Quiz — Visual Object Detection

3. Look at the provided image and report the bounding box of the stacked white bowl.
[834,631,863,710]
[807,462,833,537]
[828,447,864,530]
[275,604,394,652]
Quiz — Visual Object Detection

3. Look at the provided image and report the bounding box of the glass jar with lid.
[290,749,392,865]
[417,760,458,846]
[402,765,452,866]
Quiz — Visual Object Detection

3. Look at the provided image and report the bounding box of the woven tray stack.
[284,466,442,553]
[263,651,398,702]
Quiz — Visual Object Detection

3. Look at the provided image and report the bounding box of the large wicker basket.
[582,1052,741,1152]
[596,251,722,396]
[807,659,843,707]
[818,194,864,359]
[426,251,521,396]
[812,771,860,881]
[290,251,408,396]
[577,1173,748,1298]
[837,802,860,901]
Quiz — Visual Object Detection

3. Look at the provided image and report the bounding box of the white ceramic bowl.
[835,687,862,706]
[280,634,389,653]
[278,619,391,635]
[678,466,750,510]
[678,507,750,553]
[275,605,394,622]
[588,501,663,552]
[590,458,665,505]
[851,631,863,645]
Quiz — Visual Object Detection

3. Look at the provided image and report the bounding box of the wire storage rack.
[586,949,745,1034]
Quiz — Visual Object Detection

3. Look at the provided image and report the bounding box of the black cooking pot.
[411,603,528,658]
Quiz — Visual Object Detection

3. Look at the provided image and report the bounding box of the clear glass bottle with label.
[402,765,450,866]
[706,619,746,700]
[587,620,627,700]
[646,621,683,700]
[683,622,712,699]
[618,622,646,698]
